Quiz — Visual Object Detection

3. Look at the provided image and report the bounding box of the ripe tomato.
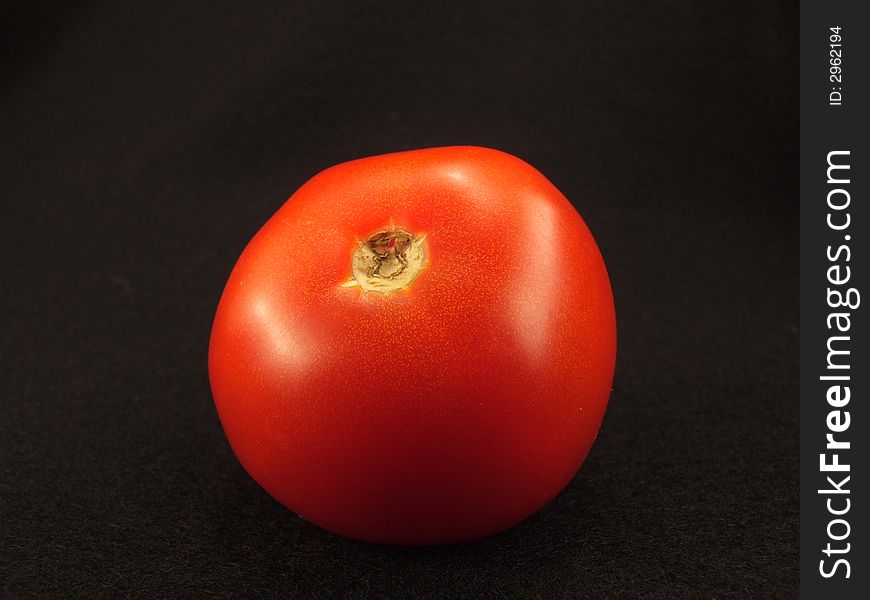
[209,146,616,544]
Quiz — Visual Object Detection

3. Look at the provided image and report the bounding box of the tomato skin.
[209,146,616,544]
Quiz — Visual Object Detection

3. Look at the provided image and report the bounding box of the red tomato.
[209,146,616,544]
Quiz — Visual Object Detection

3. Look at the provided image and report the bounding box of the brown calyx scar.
[342,225,427,294]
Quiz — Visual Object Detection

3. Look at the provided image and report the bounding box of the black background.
[1,1,798,597]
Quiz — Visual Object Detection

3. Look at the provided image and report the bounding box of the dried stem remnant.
[348,227,426,293]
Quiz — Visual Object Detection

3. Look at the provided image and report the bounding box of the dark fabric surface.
[1,1,798,597]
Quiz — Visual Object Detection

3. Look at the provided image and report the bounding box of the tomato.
[209,146,616,544]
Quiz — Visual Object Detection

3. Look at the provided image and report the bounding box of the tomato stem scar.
[347,227,426,294]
